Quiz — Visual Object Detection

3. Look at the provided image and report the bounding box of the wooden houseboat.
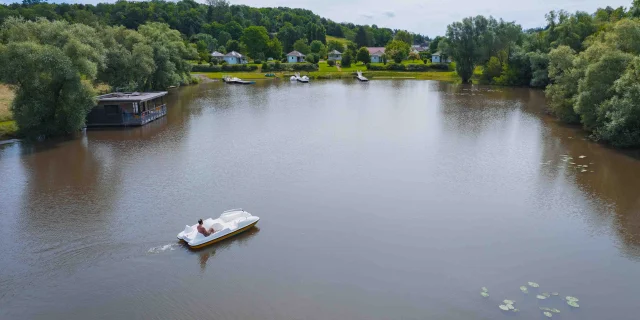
[86,92,168,127]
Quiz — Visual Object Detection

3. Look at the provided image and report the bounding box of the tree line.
[440,1,640,147]
[0,0,429,62]
[0,18,197,139]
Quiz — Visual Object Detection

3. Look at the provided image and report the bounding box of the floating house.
[86,92,168,127]
[210,51,224,61]
[431,52,451,63]
[367,47,386,63]
[287,51,306,63]
[224,51,247,64]
[328,50,342,61]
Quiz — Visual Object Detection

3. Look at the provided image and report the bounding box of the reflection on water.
[1,80,640,320]
[195,227,261,272]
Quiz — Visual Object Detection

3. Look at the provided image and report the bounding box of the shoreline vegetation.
[1,0,639,147]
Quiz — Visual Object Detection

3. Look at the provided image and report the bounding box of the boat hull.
[181,220,259,249]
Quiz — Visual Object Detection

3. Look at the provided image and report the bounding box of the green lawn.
[326,35,350,45]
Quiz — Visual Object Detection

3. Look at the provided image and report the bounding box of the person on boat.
[197,219,215,236]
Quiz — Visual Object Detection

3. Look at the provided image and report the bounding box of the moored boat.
[222,76,255,84]
[177,209,260,249]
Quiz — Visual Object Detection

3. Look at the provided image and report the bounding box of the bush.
[210,59,219,65]
[258,62,318,72]
[306,53,319,64]
[262,62,269,71]
[191,65,222,72]
[281,57,287,63]
[430,63,450,70]
[254,59,262,64]
[221,64,259,72]
[327,60,336,66]
[274,61,281,69]
[341,52,352,68]
[221,60,227,65]
[405,64,429,71]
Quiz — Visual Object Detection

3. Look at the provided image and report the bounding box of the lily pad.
[499,305,510,311]
[536,295,547,300]
[481,292,489,298]
[544,311,553,318]
[551,292,559,296]
[507,304,515,310]
[503,300,515,305]
[540,307,552,312]
[482,287,488,292]
[566,296,579,302]
[542,292,551,297]
[567,301,580,308]
[520,286,528,293]
[513,309,519,312]
[528,282,540,288]
[551,308,561,313]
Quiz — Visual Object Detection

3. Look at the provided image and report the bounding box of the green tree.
[444,16,490,83]
[310,40,326,57]
[408,51,420,62]
[341,51,352,67]
[217,31,232,47]
[226,39,241,52]
[240,26,269,59]
[266,37,283,59]
[394,30,413,44]
[354,26,372,47]
[0,18,104,138]
[385,40,410,63]
[293,38,310,54]
[138,22,197,90]
[346,41,357,58]
[356,47,370,64]
[99,26,155,91]
[224,21,243,40]
[546,45,580,123]
[327,39,344,53]
[277,22,301,53]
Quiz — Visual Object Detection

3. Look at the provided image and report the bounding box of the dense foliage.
[0,0,429,61]
[0,17,196,138]
[441,1,640,147]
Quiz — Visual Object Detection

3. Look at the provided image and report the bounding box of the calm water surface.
[1,80,640,320]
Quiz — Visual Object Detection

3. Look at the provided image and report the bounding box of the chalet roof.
[97,91,168,103]
[328,50,342,55]
[224,51,244,58]
[287,50,306,57]
[432,52,441,56]
[211,51,224,57]
[367,47,385,55]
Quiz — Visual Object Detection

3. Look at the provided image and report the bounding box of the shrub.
[191,65,222,72]
[281,57,287,63]
[274,61,281,69]
[221,64,259,72]
[254,59,262,64]
[327,60,336,66]
[262,62,269,71]
[220,60,227,65]
[405,64,429,71]
[210,59,219,65]
[430,63,450,70]
[341,52,352,68]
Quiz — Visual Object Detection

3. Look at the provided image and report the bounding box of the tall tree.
[356,47,370,64]
[394,30,413,44]
[293,38,310,55]
[354,26,372,47]
[240,26,269,59]
[385,40,410,63]
[327,39,344,52]
[444,16,490,83]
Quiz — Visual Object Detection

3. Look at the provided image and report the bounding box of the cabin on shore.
[432,52,451,63]
[210,51,224,61]
[328,50,342,61]
[287,51,305,63]
[86,92,168,127]
[367,47,385,63]
[224,51,247,64]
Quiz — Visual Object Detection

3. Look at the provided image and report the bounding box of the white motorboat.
[177,209,259,249]
[356,70,368,82]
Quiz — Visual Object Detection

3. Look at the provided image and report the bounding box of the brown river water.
[1,80,640,320]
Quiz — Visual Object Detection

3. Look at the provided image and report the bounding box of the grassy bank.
[0,84,17,139]
[195,61,459,82]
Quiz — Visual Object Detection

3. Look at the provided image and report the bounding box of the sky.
[1,0,634,36]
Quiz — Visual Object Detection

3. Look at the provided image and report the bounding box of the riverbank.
[0,84,17,139]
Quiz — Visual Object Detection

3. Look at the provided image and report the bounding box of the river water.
[1,80,639,320]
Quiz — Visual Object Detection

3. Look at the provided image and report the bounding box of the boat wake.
[148,243,179,254]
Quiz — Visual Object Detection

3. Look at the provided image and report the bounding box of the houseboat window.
[133,102,139,114]
[104,105,120,115]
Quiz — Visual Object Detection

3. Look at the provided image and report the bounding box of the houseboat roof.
[328,50,342,54]
[367,47,385,55]
[97,91,168,102]
[287,50,305,57]
[224,51,244,58]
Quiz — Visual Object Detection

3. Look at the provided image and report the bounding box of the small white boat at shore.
[356,70,368,82]
[177,209,259,249]
[290,72,310,83]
